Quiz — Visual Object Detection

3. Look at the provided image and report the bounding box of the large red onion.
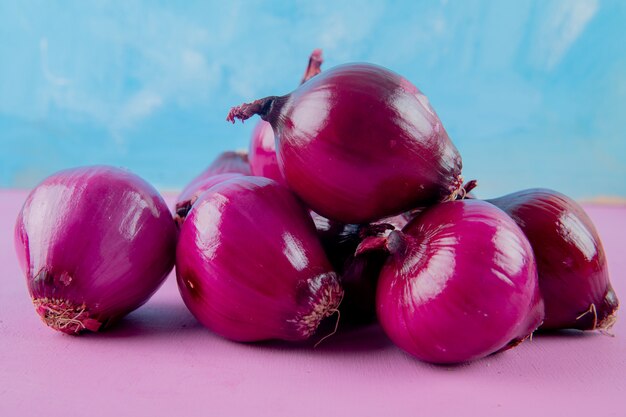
[228,63,463,223]
[176,176,343,342]
[248,49,323,185]
[14,166,177,334]
[376,200,544,364]
[489,188,618,331]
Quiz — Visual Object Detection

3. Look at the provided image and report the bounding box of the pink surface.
[1,189,625,417]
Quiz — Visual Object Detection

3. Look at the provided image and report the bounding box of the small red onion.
[228,63,463,223]
[174,150,250,225]
[174,173,243,225]
[248,121,283,184]
[176,176,343,342]
[14,166,177,334]
[376,200,544,364]
[199,150,251,176]
[489,188,618,331]
[248,49,323,185]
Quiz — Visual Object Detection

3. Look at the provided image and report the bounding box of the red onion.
[248,49,323,185]
[228,63,463,223]
[14,166,177,334]
[199,150,251,176]
[174,150,250,225]
[489,189,618,331]
[180,151,246,194]
[248,121,283,184]
[174,173,243,225]
[176,176,343,342]
[376,200,544,364]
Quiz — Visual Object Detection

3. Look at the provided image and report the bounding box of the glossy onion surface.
[490,189,618,330]
[229,63,463,223]
[377,200,544,364]
[14,166,177,334]
[176,176,343,342]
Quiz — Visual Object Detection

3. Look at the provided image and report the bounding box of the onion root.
[291,277,343,339]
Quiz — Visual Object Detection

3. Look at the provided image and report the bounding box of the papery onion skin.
[376,200,544,364]
[248,49,323,185]
[489,188,618,331]
[228,63,463,223]
[174,173,243,225]
[14,166,177,334]
[176,176,343,342]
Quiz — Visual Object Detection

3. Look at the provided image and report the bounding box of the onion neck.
[227,95,288,127]
[174,199,194,226]
[300,49,323,84]
[355,229,409,257]
[386,230,409,255]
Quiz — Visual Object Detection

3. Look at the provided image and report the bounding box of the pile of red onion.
[14,50,618,365]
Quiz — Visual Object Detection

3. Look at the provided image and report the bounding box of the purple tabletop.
[1,189,625,417]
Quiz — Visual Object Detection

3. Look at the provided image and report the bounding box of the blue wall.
[1,0,625,199]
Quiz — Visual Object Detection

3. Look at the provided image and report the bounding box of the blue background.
[1,0,624,199]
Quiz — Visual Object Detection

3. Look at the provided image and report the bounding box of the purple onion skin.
[248,50,323,186]
[14,166,177,334]
[489,189,618,331]
[377,200,544,364]
[174,172,243,225]
[176,176,343,342]
[228,63,463,224]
